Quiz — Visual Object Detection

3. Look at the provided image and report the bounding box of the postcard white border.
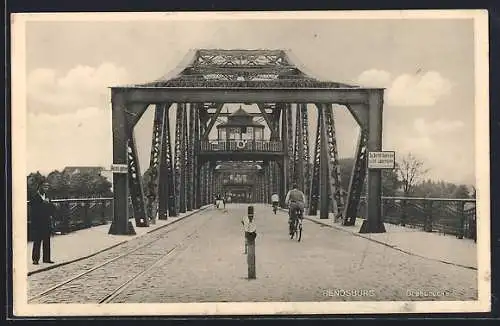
[11,10,490,316]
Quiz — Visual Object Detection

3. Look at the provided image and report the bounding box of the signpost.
[367,151,395,169]
[111,164,128,174]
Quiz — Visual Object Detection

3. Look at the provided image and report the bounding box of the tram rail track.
[28,206,211,277]
[28,209,213,304]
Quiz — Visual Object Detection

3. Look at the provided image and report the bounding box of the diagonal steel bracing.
[293,104,301,185]
[308,108,321,216]
[183,104,191,211]
[202,103,224,139]
[174,104,185,215]
[343,128,368,225]
[320,103,344,221]
[147,103,175,222]
[300,104,311,200]
[146,104,164,224]
[193,104,201,209]
[286,104,294,191]
[127,132,148,227]
[157,103,176,218]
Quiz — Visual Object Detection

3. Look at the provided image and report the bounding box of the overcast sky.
[22,14,477,185]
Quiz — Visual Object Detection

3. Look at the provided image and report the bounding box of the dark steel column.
[286,104,294,191]
[280,105,290,208]
[308,107,321,216]
[193,104,201,209]
[263,161,270,203]
[174,104,183,215]
[146,104,164,224]
[301,104,311,201]
[343,129,368,225]
[159,103,176,218]
[293,104,302,186]
[187,104,194,211]
[199,161,206,206]
[319,108,329,219]
[208,161,216,204]
[180,103,188,213]
[360,90,386,233]
[109,91,135,235]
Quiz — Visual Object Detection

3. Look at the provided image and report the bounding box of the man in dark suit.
[30,182,55,264]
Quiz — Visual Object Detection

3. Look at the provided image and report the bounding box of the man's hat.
[247,206,254,215]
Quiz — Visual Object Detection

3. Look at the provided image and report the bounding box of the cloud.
[392,118,464,153]
[387,71,452,106]
[356,70,452,107]
[27,63,130,115]
[27,107,113,173]
[356,69,392,88]
[413,118,465,135]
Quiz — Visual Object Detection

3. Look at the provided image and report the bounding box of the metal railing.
[26,197,131,241]
[357,196,476,240]
[27,195,476,241]
[200,140,283,152]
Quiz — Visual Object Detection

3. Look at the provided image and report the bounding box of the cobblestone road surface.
[107,204,477,303]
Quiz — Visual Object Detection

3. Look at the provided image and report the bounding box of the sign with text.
[367,151,395,169]
[111,164,128,174]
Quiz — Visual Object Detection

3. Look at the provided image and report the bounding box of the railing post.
[59,201,70,234]
[471,204,477,242]
[424,200,433,232]
[400,199,407,227]
[100,200,107,225]
[83,202,91,229]
[457,201,465,239]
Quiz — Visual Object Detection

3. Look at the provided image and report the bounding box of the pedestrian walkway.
[27,205,211,274]
[302,212,477,270]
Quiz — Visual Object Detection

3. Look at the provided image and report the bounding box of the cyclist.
[285,183,306,235]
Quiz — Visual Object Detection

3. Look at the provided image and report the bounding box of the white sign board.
[111,164,128,174]
[367,151,395,169]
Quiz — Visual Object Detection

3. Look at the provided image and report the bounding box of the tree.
[412,179,473,199]
[396,153,429,196]
[338,157,401,197]
[27,169,113,199]
[395,153,428,226]
[453,184,470,199]
[470,186,476,198]
[382,165,402,196]
[46,170,70,198]
[27,172,46,197]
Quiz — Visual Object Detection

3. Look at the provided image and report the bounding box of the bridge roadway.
[28,204,477,303]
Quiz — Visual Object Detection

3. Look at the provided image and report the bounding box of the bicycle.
[272,202,278,214]
[289,207,303,242]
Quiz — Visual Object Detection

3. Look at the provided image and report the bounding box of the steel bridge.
[108,49,385,235]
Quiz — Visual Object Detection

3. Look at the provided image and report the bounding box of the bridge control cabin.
[199,105,283,161]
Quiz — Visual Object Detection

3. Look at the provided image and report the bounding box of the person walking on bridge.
[271,193,279,214]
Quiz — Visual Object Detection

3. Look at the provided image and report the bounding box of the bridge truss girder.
[110,87,385,236]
